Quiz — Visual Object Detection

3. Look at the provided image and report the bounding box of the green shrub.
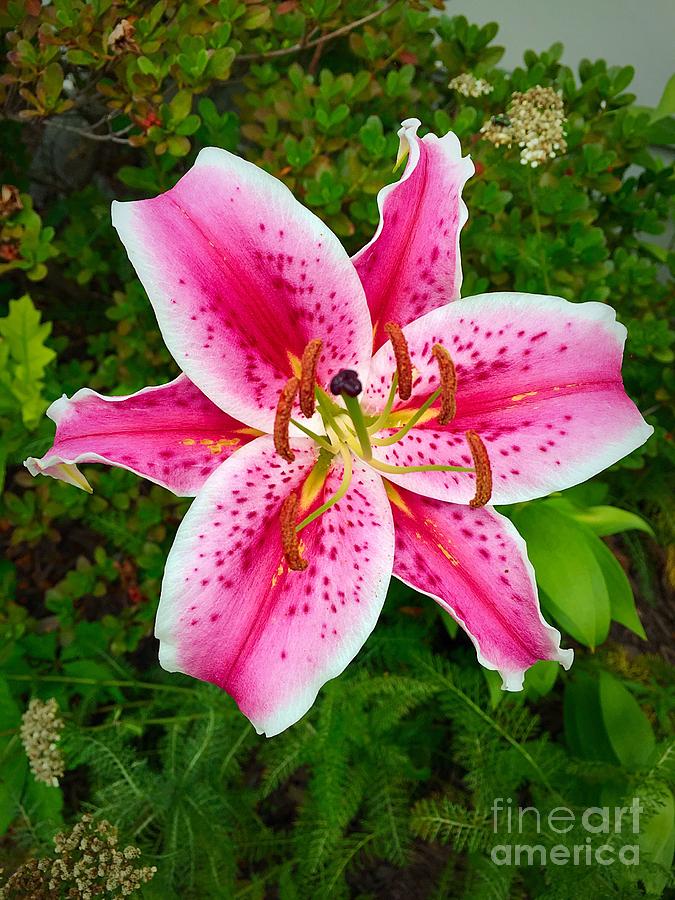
[1,2,673,897]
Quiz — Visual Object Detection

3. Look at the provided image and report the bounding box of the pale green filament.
[368,374,399,434]
[368,458,473,476]
[296,443,353,533]
[372,387,442,447]
[290,418,334,453]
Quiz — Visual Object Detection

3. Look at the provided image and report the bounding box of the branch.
[238,1,396,62]
[44,119,132,145]
[2,112,132,145]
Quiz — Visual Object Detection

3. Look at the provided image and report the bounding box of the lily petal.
[24,375,254,497]
[352,118,474,349]
[156,435,394,737]
[388,484,573,688]
[112,148,372,431]
[365,293,653,504]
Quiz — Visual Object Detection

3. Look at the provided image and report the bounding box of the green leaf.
[166,135,191,157]
[523,660,559,698]
[137,56,158,76]
[589,536,646,639]
[206,47,235,79]
[0,678,26,835]
[0,294,56,428]
[40,62,64,107]
[23,775,63,831]
[564,675,616,762]
[513,502,610,648]
[598,672,655,769]
[653,72,675,121]
[570,504,654,537]
[168,89,192,123]
[639,787,675,895]
[480,668,504,709]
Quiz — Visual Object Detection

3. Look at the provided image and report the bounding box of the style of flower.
[25,118,652,736]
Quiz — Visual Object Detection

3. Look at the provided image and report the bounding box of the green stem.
[342,393,372,460]
[4,673,191,693]
[296,444,353,532]
[372,388,442,446]
[527,167,551,294]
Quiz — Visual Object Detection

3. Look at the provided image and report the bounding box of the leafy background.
[0,1,673,897]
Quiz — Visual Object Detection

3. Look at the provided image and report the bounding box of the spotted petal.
[389,484,573,688]
[352,118,474,350]
[156,435,394,737]
[24,375,254,496]
[112,148,372,432]
[365,293,653,504]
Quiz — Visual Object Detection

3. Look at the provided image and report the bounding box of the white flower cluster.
[481,85,567,167]
[19,697,65,787]
[449,73,494,98]
[0,815,157,899]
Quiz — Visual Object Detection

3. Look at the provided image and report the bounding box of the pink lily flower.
[26,119,652,736]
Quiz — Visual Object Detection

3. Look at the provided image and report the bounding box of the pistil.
[329,369,372,461]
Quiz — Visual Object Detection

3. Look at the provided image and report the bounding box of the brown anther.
[384,321,412,401]
[465,430,492,508]
[299,338,322,418]
[280,493,308,571]
[432,343,457,425]
[274,377,299,462]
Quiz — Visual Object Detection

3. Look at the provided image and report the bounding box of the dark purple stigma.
[330,369,362,397]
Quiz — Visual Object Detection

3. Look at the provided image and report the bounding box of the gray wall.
[450,0,675,105]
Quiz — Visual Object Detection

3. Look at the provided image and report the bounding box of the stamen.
[384,322,412,401]
[299,338,322,417]
[465,430,492,508]
[274,377,299,462]
[296,443,353,532]
[280,493,308,571]
[432,343,457,425]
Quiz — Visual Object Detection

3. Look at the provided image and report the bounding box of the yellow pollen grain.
[271,563,285,588]
[181,438,196,446]
[200,438,214,445]
[438,543,459,566]
[510,391,539,402]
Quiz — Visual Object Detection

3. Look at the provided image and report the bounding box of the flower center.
[274,332,493,569]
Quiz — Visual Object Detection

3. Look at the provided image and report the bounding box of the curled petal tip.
[25,457,93,493]
[394,119,420,171]
[499,670,526,692]
[558,647,574,671]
